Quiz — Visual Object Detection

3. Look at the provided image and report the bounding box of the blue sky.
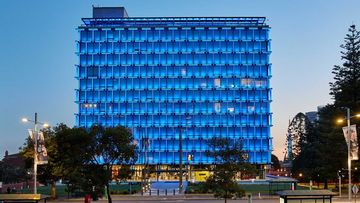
[0,0,359,159]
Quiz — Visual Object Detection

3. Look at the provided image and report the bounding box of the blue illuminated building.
[76,7,272,169]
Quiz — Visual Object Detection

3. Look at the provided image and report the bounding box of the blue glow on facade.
[76,10,272,165]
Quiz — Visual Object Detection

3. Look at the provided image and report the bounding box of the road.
[48,197,360,203]
[50,200,279,203]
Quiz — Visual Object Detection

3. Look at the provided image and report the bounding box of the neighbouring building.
[305,106,324,123]
[0,151,28,193]
[2,150,25,169]
[75,7,272,179]
[305,111,317,123]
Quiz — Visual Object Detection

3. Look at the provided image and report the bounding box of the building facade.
[76,7,272,168]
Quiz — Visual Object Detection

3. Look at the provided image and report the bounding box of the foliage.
[330,25,360,109]
[20,124,92,198]
[0,160,29,184]
[51,125,93,197]
[20,126,59,198]
[19,124,138,202]
[85,126,138,203]
[205,137,253,203]
[271,154,281,170]
[292,25,360,188]
[185,182,212,194]
[287,113,313,158]
[291,106,348,187]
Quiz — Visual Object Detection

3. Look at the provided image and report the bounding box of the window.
[214,102,221,113]
[214,78,221,88]
[241,78,253,87]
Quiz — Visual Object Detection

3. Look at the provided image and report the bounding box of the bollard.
[85,194,91,203]
[157,189,159,196]
[149,189,151,196]
[165,189,167,196]
[173,189,175,195]
[246,193,252,203]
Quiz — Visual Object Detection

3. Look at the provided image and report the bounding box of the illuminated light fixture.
[22,118,29,123]
[43,123,50,128]
[337,119,344,123]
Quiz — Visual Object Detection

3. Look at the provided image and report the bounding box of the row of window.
[77,65,271,78]
[78,40,269,54]
[79,53,270,66]
[140,140,269,150]
[144,125,268,133]
[77,114,270,127]
[137,151,270,164]
[79,78,269,90]
[77,89,270,103]
[79,110,270,115]
[79,102,270,114]
[80,28,269,42]
[75,124,270,137]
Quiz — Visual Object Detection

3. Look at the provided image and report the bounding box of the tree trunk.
[324,179,328,189]
[51,179,57,199]
[106,182,112,203]
[106,164,112,203]
[224,190,227,203]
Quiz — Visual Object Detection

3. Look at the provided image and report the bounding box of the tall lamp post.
[337,108,360,201]
[22,112,49,194]
[179,116,192,194]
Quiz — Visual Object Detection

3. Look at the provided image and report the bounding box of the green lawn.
[185,182,307,195]
[18,183,141,197]
[19,185,69,197]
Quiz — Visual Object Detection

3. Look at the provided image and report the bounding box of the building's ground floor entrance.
[112,164,267,182]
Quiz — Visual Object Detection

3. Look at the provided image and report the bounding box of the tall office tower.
[76,7,272,175]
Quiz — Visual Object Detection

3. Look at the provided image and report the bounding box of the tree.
[289,25,360,189]
[86,126,138,203]
[0,160,28,184]
[205,137,254,203]
[20,126,59,198]
[20,124,93,198]
[20,124,138,201]
[291,106,348,188]
[287,112,321,181]
[271,154,281,170]
[330,25,360,110]
[51,125,93,197]
[288,113,312,158]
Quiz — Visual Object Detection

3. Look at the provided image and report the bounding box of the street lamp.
[336,108,360,201]
[21,112,49,194]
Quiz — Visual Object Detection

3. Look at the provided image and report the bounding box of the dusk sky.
[0,0,359,159]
